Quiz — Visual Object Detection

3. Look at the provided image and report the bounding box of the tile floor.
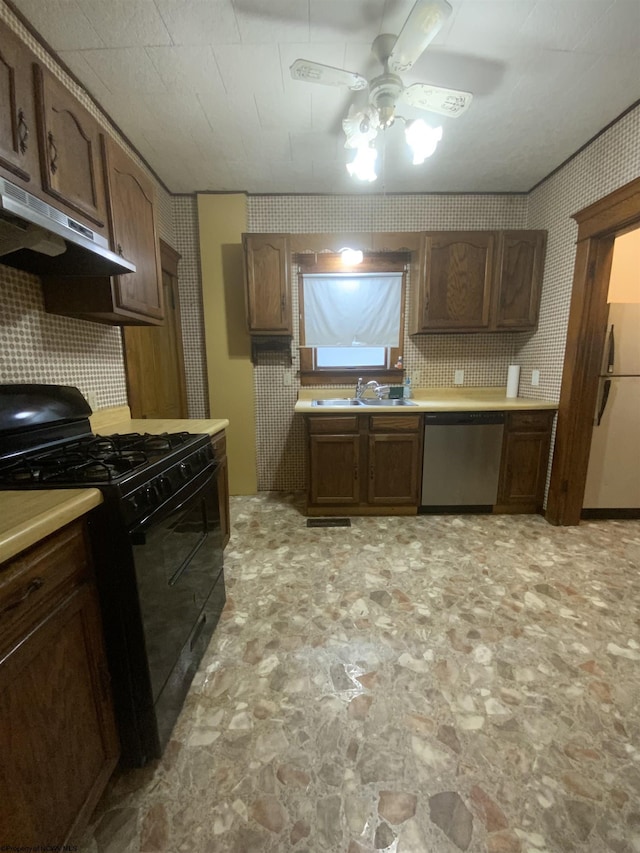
[79,494,640,853]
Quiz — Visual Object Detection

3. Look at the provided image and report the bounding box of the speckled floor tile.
[77,494,640,853]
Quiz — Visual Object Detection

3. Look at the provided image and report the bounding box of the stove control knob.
[158,475,172,497]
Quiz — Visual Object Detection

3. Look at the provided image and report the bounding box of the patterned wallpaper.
[518,106,640,402]
[172,196,209,418]
[248,194,530,490]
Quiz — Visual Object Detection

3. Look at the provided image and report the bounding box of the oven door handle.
[129,462,218,535]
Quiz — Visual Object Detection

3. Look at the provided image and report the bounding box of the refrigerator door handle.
[606,324,615,374]
[596,379,611,426]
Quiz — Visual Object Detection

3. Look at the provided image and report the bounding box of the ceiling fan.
[290,0,472,163]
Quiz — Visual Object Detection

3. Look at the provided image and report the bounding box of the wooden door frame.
[158,239,188,417]
[546,176,640,525]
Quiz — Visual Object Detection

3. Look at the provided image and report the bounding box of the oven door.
[129,463,224,711]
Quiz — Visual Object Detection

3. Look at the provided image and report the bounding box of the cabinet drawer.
[508,410,554,431]
[307,415,359,434]
[0,520,90,647]
[369,415,422,433]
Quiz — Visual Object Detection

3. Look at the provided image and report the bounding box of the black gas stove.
[0,425,215,528]
[0,384,225,766]
[0,385,215,526]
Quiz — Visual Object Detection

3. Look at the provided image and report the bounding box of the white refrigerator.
[583,303,640,511]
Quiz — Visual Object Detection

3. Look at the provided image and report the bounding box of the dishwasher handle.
[424,411,505,426]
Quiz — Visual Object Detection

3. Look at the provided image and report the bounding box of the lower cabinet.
[496,410,555,512]
[305,409,555,516]
[0,519,119,845]
[211,430,230,548]
[306,414,423,515]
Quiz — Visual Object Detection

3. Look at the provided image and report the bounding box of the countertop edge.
[294,398,558,414]
[0,489,103,565]
[95,418,229,437]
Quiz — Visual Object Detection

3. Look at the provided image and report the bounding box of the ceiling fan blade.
[388,0,453,74]
[290,59,367,91]
[402,83,472,117]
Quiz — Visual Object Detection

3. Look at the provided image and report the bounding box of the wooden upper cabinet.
[420,231,495,332]
[41,138,163,325]
[243,233,291,334]
[411,229,547,334]
[103,135,163,322]
[33,64,108,231]
[0,20,39,188]
[493,230,547,330]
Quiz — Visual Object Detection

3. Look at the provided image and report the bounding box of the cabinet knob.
[17,108,29,154]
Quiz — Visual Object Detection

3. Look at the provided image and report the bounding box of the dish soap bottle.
[403,377,412,399]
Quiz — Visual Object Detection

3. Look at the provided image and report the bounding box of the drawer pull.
[1,577,45,617]
[17,108,29,153]
[47,131,58,174]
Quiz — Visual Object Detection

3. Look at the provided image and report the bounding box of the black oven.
[89,461,225,765]
[0,384,226,766]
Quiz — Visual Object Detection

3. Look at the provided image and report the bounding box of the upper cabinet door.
[422,231,495,331]
[493,230,547,330]
[243,233,291,334]
[33,64,108,230]
[103,135,163,322]
[0,21,39,188]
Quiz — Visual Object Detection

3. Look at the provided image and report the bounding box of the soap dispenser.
[403,377,412,399]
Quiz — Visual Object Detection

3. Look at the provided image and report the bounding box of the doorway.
[122,240,189,419]
[546,176,640,525]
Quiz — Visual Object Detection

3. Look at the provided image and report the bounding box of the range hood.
[0,176,136,277]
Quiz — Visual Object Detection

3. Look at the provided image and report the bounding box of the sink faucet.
[355,378,389,399]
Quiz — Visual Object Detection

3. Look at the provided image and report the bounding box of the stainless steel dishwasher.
[421,411,505,509]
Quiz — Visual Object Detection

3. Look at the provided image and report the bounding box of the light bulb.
[405,120,443,165]
[346,145,378,182]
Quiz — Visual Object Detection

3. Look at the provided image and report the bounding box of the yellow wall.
[197,194,257,494]
[608,227,640,303]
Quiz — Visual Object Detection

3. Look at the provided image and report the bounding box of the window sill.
[299,368,404,387]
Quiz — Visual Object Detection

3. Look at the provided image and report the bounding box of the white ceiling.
[12,0,640,195]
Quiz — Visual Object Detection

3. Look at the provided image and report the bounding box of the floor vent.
[306,518,351,528]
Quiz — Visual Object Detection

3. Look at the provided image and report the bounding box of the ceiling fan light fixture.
[405,119,443,164]
[346,145,378,182]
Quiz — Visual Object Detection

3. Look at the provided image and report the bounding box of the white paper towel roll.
[506,364,521,398]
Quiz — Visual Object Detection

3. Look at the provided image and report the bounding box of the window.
[297,253,407,385]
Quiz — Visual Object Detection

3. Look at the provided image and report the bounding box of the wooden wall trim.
[572,177,640,240]
[546,176,640,525]
[160,239,181,277]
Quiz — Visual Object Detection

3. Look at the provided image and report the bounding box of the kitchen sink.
[311,398,417,407]
[311,398,362,406]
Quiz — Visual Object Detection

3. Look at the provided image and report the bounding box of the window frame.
[297,252,407,386]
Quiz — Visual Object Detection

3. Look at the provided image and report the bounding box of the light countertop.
[1,408,229,564]
[90,406,229,438]
[294,386,558,414]
[0,489,103,564]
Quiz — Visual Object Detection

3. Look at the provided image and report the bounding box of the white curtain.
[303,273,402,347]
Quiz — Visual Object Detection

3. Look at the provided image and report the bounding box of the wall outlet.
[531,369,540,387]
[454,369,464,385]
[283,370,292,387]
[86,390,98,410]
